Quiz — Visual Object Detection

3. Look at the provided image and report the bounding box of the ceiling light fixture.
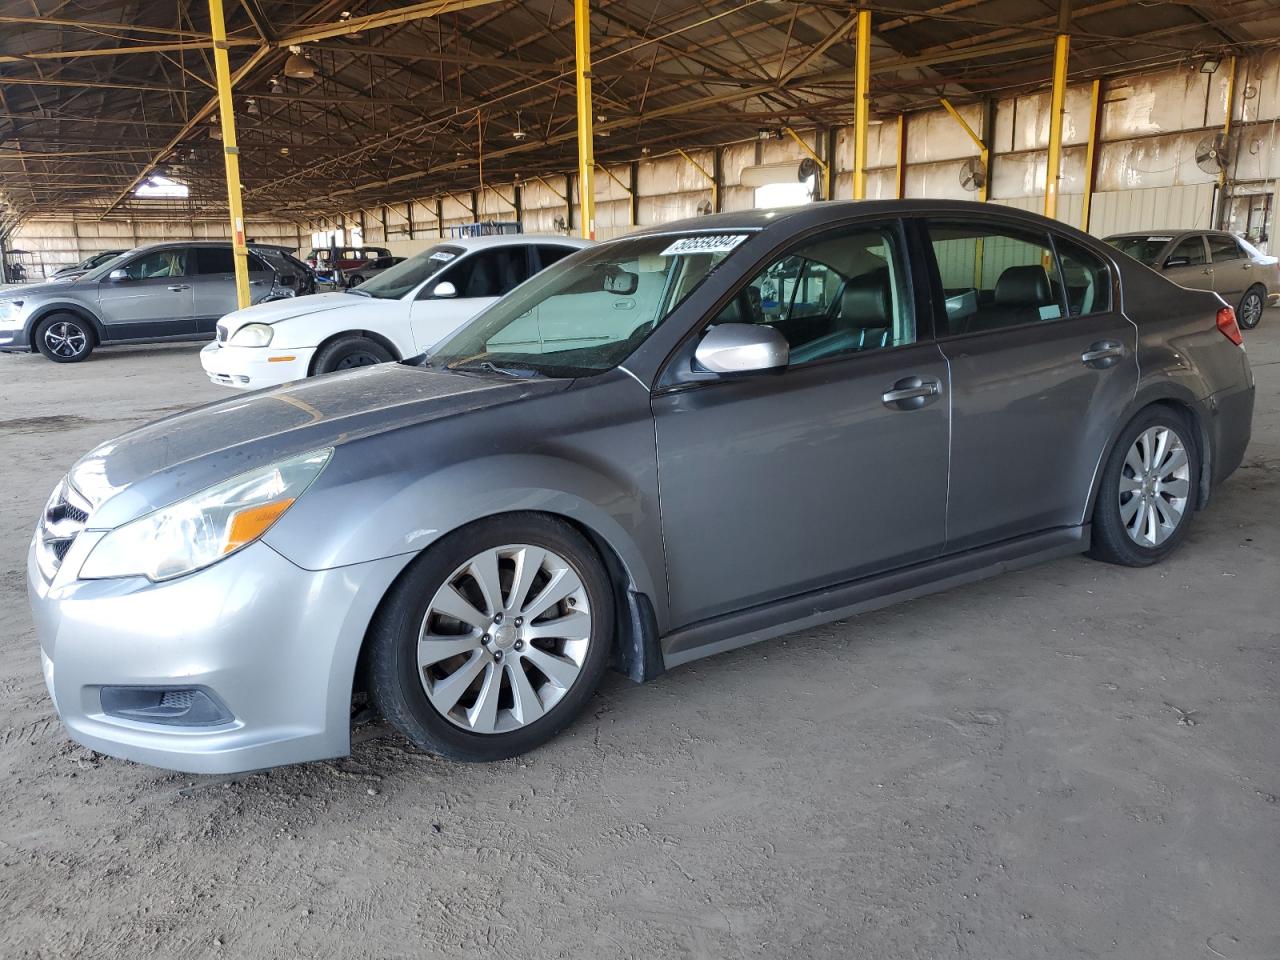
[284,46,315,80]
[1199,55,1221,74]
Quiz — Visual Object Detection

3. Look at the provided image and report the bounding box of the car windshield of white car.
[353,244,463,300]
[432,232,750,378]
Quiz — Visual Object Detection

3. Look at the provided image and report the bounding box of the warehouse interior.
[3,3,1280,958]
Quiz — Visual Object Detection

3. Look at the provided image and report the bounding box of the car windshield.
[1106,235,1173,267]
[429,231,750,378]
[353,244,464,300]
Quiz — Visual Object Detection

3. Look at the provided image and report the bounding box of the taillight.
[1217,306,1243,345]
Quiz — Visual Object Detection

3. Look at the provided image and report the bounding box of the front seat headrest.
[840,268,892,326]
[994,264,1051,306]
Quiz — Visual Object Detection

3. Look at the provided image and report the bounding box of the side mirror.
[1164,257,1190,269]
[432,281,458,299]
[694,323,789,375]
[107,268,129,282]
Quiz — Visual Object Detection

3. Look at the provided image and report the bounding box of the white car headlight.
[229,322,274,347]
[79,448,331,582]
[0,299,24,323]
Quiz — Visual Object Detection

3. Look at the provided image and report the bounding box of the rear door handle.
[882,376,941,410]
[1081,341,1124,366]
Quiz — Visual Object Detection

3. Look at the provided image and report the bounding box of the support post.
[677,148,717,215]
[940,97,988,202]
[895,114,907,198]
[712,147,724,212]
[629,162,640,227]
[208,0,250,308]
[1218,55,1238,220]
[573,0,596,240]
[1044,1,1071,220]
[852,5,872,200]
[1080,78,1102,233]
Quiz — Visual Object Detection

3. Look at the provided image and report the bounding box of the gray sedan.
[29,200,1254,773]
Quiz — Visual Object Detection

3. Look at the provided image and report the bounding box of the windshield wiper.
[448,359,544,379]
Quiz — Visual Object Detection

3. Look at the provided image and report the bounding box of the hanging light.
[246,98,260,117]
[269,76,284,95]
[284,46,315,80]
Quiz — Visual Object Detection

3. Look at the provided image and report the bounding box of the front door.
[94,247,195,339]
[920,218,1139,552]
[409,245,530,351]
[653,221,950,627]
[1161,234,1214,292]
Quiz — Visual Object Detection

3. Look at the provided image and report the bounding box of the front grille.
[216,323,228,343]
[36,479,91,580]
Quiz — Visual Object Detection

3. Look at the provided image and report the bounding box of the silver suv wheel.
[417,544,592,734]
[43,320,89,358]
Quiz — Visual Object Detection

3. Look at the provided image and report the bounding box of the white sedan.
[201,234,591,389]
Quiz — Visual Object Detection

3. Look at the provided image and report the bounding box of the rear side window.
[1207,235,1244,262]
[1053,237,1111,316]
[1167,236,1207,267]
[194,247,235,274]
[925,221,1062,335]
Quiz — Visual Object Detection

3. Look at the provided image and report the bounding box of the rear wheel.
[347,275,365,288]
[312,335,392,374]
[1089,407,1199,566]
[1237,285,1266,330]
[367,514,614,761]
[34,314,94,363]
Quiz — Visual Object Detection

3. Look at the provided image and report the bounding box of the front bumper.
[200,340,315,389]
[29,535,409,773]
[0,322,32,352]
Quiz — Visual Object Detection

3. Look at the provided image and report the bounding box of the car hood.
[219,292,393,333]
[0,277,76,300]
[69,363,568,529]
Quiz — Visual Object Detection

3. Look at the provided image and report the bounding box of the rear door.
[191,247,273,331]
[1207,234,1251,303]
[920,218,1138,551]
[1161,234,1214,291]
[94,247,195,339]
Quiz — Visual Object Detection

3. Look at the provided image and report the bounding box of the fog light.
[100,686,233,726]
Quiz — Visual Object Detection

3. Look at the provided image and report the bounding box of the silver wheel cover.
[417,544,591,734]
[44,321,87,358]
[1240,291,1262,326]
[1119,426,1191,547]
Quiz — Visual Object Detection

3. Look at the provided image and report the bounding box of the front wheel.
[1237,285,1266,330]
[312,335,392,374]
[366,514,614,761]
[1089,407,1199,567]
[34,314,95,363]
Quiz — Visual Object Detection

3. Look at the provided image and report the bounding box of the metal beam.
[209,0,251,309]
[895,114,907,199]
[852,6,871,200]
[279,0,502,46]
[573,0,595,240]
[940,97,988,202]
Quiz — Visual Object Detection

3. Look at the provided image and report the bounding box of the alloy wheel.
[1239,290,1263,329]
[417,544,592,734]
[44,321,87,358]
[1118,426,1191,547]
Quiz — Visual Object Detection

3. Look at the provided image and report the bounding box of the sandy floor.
[1,324,1277,960]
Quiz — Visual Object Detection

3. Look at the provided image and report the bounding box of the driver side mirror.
[107,268,129,282]
[694,323,789,375]
[431,281,457,299]
[1164,257,1190,269]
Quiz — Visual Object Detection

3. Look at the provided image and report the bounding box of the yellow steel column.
[853,6,871,200]
[573,0,596,240]
[208,0,250,308]
[1080,78,1102,233]
[1220,55,1237,191]
[1043,6,1071,221]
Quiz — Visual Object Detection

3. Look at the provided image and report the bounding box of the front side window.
[709,224,913,365]
[120,249,188,280]
[926,221,1064,335]
[1167,236,1207,267]
[430,232,749,377]
[353,243,464,300]
[1207,235,1244,262]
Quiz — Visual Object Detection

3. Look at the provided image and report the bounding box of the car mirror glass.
[1164,257,1190,269]
[107,268,129,282]
[432,281,458,299]
[694,322,789,375]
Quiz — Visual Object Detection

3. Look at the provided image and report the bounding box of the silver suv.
[0,241,309,363]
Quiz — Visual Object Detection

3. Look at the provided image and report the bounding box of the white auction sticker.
[660,234,748,257]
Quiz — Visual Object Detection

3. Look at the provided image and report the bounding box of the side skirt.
[662,525,1090,669]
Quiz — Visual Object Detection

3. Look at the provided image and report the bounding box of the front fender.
[26,301,106,342]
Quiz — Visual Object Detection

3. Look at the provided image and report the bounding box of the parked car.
[30,200,1253,774]
[343,255,405,288]
[0,241,315,362]
[305,245,393,274]
[200,234,588,389]
[1105,229,1279,329]
[50,250,126,280]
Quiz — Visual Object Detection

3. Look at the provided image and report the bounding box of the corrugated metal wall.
[13,49,1280,274]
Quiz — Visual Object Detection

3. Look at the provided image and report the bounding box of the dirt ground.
[1,324,1277,960]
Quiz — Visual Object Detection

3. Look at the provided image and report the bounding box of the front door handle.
[250,279,265,286]
[167,284,190,291]
[1081,341,1124,367]
[882,376,941,410]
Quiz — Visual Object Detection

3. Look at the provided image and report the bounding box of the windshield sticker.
[660,234,748,257]
[428,251,456,262]
[1146,236,1174,242]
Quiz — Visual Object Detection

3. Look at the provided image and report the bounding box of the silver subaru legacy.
[28,201,1254,774]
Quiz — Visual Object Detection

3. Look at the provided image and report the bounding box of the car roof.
[439,234,593,250]
[1104,229,1236,240]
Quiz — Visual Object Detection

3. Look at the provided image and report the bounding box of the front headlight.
[79,448,331,582]
[0,299,24,323]
[229,322,274,347]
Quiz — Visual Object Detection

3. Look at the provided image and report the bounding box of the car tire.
[1089,406,1200,567]
[366,513,615,762]
[1236,284,1266,330]
[34,314,95,363]
[347,275,365,288]
[312,335,393,374]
